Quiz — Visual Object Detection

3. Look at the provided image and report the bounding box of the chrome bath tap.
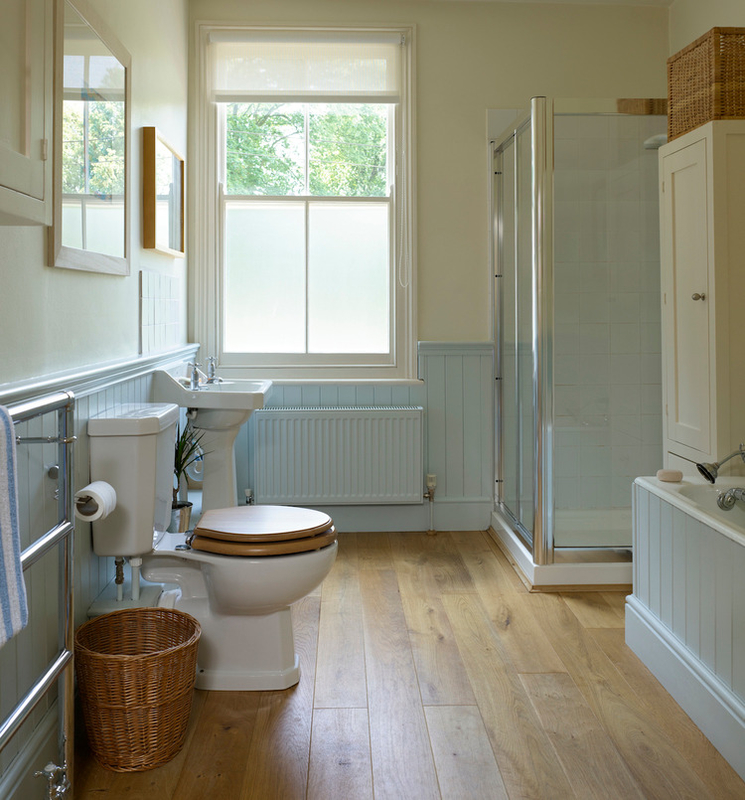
[718,486,745,511]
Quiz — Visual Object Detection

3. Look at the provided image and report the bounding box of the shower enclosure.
[491,97,666,575]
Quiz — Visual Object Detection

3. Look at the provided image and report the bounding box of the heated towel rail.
[0,391,75,799]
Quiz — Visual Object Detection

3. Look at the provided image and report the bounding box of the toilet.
[87,402,338,691]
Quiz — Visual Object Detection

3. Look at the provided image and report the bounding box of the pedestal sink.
[153,370,272,513]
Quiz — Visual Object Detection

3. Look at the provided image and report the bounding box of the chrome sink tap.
[188,362,202,391]
[696,444,745,483]
[718,486,745,510]
[205,356,219,384]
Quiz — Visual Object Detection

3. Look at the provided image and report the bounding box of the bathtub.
[626,475,745,781]
[640,476,745,541]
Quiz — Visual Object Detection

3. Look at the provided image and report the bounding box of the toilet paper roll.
[75,481,117,522]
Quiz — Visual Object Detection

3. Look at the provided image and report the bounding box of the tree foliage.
[225,102,388,197]
[62,99,125,196]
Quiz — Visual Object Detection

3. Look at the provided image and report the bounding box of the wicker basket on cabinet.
[667,27,745,140]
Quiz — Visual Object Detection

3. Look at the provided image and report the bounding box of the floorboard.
[74,532,745,799]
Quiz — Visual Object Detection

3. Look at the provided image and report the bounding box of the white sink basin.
[153,371,271,411]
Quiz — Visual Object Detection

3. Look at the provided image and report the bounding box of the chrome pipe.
[0,650,73,754]
[20,521,73,570]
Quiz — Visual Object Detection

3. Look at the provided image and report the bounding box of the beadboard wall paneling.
[627,480,745,781]
[418,342,494,504]
[241,342,494,531]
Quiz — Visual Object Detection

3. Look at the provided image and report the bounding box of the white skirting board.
[625,596,745,781]
[490,511,633,587]
[290,498,492,533]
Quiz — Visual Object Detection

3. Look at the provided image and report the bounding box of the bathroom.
[2,0,745,797]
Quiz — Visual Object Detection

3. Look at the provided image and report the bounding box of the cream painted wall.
[0,0,189,389]
[670,0,745,53]
[190,0,668,343]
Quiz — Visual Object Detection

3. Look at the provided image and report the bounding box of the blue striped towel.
[0,405,27,647]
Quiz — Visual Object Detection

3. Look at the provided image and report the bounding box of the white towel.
[0,405,28,647]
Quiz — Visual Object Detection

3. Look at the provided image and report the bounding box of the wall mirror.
[142,127,184,256]
[49,0,130,274]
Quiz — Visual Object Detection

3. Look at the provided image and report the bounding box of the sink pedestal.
[189,408,250,513]
[152,371,272,514]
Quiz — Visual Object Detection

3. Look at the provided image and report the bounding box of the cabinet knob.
[691,292,706,301]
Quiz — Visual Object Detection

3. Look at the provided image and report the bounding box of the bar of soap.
[656,468,683,482]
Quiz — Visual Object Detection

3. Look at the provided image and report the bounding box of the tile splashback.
[139,270,180,354]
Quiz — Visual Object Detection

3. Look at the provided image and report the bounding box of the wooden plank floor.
[74,531,745,799]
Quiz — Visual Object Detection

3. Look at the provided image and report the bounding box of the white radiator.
[252,407,423,505]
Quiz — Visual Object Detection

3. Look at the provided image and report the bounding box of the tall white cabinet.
[660,121,745,474]
[0,0,53,225]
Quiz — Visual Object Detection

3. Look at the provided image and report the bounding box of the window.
[195,27,415,380]
[61,7,126,258]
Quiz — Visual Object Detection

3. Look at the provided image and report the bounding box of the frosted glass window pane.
[85,202,125,257]
[61,199,124,256]
[61,201,83,249]
[308,203,389,353]
[224,202,306,352]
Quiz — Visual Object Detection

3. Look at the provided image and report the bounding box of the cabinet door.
[0,0,51,223]
[661,138,711,454]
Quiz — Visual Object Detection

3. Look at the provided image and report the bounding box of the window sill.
[265,377,424,386]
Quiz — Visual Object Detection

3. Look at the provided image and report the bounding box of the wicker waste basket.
[74,607,201,772]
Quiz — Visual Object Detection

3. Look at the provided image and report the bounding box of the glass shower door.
[494,115,535,546]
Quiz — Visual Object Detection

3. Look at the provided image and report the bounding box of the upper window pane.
[309,104,388,197]
[225,102,388,197]
[225,103,304,195]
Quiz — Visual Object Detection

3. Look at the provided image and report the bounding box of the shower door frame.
[492,96,555,566]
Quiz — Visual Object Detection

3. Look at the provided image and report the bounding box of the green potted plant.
[169,423,205,533]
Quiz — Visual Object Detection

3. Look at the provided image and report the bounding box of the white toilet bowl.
[140,506,338,691]
[86,403,337,692]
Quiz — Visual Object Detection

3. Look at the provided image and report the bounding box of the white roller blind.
[209,29,402,103]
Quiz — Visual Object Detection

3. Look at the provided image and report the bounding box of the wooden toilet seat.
[189,505,336,557]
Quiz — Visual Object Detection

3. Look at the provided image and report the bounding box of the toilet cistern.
[152,369,272,511]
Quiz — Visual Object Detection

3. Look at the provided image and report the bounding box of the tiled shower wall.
[552,114,666,512]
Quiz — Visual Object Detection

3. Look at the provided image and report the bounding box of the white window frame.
[192,24,416,381]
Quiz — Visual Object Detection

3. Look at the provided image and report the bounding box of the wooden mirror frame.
[142,127,185,256]
[49,0,131,274]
